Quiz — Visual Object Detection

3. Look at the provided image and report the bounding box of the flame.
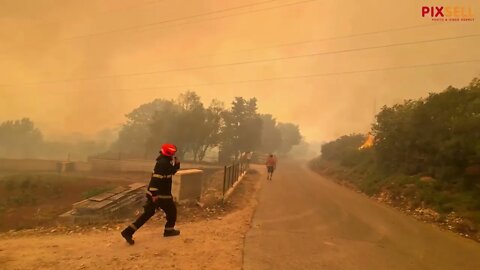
[359,134,374,150]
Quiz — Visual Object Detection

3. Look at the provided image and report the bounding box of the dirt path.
[0,170,261,270]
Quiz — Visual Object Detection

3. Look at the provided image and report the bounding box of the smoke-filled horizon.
[1,0,479,143]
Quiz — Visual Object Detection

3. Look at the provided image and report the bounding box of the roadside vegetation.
[310,77,480,239]
[0,174,122,231]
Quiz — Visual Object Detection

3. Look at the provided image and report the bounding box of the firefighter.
[121,143,181,245]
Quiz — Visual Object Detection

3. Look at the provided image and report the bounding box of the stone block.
[172,169,203,203]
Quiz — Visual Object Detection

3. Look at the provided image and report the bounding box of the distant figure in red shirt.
[265,154,277,180]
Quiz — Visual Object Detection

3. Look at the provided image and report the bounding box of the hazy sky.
[1,0,479,142]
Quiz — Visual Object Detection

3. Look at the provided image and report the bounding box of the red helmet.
[161,143,177,156]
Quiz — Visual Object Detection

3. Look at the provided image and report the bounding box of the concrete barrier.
[172,169,203,203]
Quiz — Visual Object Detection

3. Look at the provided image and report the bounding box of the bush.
[7,193,38,206]
[358,173,384,196]
[320,134,370,167]
[373,80,480,177]
[3,179,15,191]
[20,177,31,190]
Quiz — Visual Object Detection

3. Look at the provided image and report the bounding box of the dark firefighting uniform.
[128,154,180,233]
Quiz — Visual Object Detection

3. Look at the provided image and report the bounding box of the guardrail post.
[230,164,234,187]
[233,163,236,184]
[235,163,239,182]
[223,165,227,199]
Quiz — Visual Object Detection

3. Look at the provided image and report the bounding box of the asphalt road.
[243,161,480,270]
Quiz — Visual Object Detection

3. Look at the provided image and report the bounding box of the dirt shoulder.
[0,170,262,270]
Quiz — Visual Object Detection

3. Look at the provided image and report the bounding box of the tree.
[372,77,480,178]
[219,97,262,162]
[277,122,301,155]
[112,92,304,163]
[197,99,224,161]
[113,99,178,158]
[146,91,223,161]
[147,101,183,158]
[372,100,421,171]
[175,91,206,160]
[259,114,282,154]
[320,134,368,167]
[112,91,225,161]
[0,118,43,158]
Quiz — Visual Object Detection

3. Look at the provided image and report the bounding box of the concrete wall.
[75,162,91,172]
[0,158,92,172]
[0,158,59,171]
[89,158,154,172]
[90,159,122,171]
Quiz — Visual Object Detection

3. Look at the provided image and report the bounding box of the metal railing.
[223,160,249,198]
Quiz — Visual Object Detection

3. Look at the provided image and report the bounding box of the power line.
[1,21,437,67]
[96,0,166,15]
[14,33,480,86]
[111,59,480,92]
[63,0,308,40]
[0,0,308,57]
[142,23,438,67]
[0,0,169,55]
[212,23,439,57]
[8,59,476,94]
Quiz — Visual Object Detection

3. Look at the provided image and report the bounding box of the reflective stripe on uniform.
[152,174,173,179]
[129,224,138,231]
[148,187,159,191]
[164,227,174,231]
[146,191,172,199]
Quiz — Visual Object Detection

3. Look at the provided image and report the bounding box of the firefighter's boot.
[121,226,135,245]
[164,228,180,237]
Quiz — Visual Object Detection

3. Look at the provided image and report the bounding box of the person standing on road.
[265,154,277,180]
[121,143,181,245]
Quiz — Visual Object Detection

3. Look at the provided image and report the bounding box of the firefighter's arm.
[147,177,160,196]
[171,157,180,174]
